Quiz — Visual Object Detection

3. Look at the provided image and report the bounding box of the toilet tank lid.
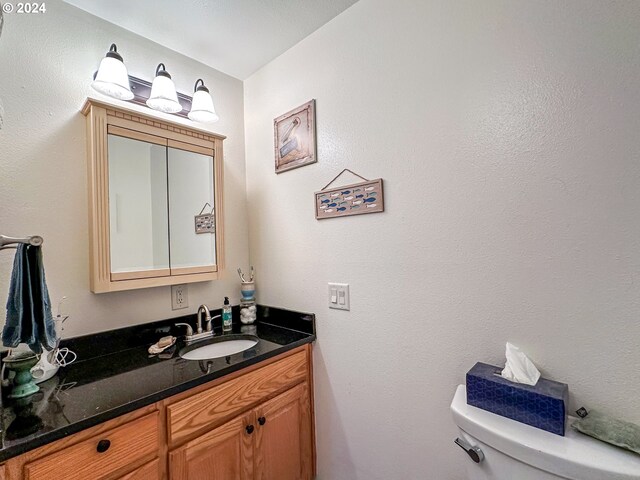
[451,385,640,480]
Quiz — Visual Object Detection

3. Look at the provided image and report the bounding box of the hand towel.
[3,244,56,353]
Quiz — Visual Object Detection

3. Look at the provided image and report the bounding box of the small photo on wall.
[274,100,316,173]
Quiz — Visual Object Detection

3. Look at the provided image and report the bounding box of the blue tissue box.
[466,362,569,436]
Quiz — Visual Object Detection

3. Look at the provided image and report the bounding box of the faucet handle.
[175,322,193,338]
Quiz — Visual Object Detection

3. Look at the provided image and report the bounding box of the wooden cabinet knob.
[245,425,254,435]
[258,416,266,426]
[96,439,111,453]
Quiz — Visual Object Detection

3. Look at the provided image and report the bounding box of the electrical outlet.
[328,283,350,310]
[171,284,188,310]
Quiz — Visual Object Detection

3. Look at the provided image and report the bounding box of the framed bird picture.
[274,100,316,173]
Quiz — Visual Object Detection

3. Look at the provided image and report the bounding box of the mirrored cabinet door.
[167,142,217,274]
[84,99,224,293]
[108,131,170,280]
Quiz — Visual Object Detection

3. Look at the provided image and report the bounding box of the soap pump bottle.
[222,297,232,332]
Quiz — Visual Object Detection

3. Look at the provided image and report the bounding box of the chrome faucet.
[197,304,212,334]
[175,305,220,344]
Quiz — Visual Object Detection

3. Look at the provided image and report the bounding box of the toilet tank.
[451,385,640,480]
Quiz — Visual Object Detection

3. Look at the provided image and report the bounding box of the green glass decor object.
[3,352,40,399]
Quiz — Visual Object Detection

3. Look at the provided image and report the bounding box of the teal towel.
[3,244,56,354]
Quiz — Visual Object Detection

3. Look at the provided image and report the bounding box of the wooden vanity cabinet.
[167,346,314,480]
[3,344,315,480]
[169,382,312,480]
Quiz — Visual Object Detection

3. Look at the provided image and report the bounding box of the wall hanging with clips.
[315,169,384,220]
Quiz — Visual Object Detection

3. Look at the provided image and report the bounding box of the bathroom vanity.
[0,306,315,480]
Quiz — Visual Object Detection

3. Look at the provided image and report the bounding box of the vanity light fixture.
[188,79,219,123]
[90,44,221,123]
[91,44,134,100]
[146,63,182,114]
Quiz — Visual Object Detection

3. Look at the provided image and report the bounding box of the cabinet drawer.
[117,459,160,480]
[167,350,308,446]
[24,413,159,480]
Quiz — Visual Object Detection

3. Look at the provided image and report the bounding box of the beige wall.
[2,0,640,477]
[244,0,640,478]
[0,0,249,337]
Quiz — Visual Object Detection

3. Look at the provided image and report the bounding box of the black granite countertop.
[0,305,315,462]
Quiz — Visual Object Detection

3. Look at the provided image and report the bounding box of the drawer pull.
[245,425,255,435]
[258,416,266,426]
[96,439,111,453]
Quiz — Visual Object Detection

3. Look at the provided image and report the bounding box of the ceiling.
[64,0,359,80]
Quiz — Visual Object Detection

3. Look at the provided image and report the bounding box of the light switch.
[328,283,350,310]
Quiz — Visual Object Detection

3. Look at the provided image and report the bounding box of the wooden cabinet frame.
[82,99,226,293]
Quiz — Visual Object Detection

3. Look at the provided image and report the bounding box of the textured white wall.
[0,0,249,337]
[244,0,640,478]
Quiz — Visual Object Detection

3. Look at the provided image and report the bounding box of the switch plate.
[171,284,189,310]
[328,283,350,310]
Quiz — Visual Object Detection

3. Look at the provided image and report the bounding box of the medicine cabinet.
[82,99,225,293]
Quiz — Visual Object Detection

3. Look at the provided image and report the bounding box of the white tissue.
[500,342,541,386]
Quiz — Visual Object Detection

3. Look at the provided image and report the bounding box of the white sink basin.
[180,336,258,360]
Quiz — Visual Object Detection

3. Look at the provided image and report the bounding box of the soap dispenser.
[222,297,232,332]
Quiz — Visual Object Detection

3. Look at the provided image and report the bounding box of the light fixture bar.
[90,46,218,121]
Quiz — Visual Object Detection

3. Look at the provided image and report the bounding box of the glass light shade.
[146,74,182,113]
[91,56,134,100]
[188,89,219,123]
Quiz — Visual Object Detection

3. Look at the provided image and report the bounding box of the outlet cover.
[328,283,350,311]
[171,284,188,310]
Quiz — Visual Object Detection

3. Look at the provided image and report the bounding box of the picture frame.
[315,178,384,220]
[274,99,316,173]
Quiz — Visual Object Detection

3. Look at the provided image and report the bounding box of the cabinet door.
[254,382,312,480]
[107,131,170,281]
[167,142,217,275]
[169,412,254,480]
